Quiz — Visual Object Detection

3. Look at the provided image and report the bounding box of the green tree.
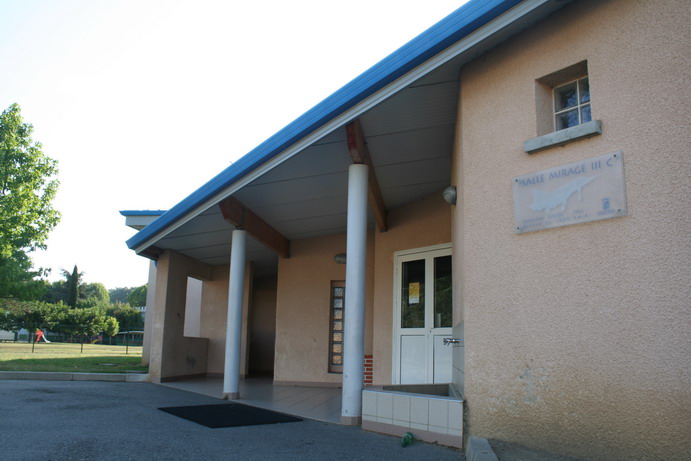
[0,104,60,298]
[103,316,119,345]
[0,253,47,300]
[106,303,144,332]
[76,297,108,310]
[43,277,109,307]
[108,287,134,304]
[63,265,82,307]
[59,307,105,353]
[42,280,67,304]
[81,283,109,304]
[127,285,147,307]
[0,300,22,335]
[4,300,64,352]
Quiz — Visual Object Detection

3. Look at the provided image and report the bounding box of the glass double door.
[394,245,453,384]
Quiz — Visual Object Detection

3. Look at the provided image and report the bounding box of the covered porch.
[161,377,342,424]
[123,0,572,435]
[126,56,460,426]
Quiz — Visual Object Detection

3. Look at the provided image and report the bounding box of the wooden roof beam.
[346,119,388,232]
[219,196,290,258]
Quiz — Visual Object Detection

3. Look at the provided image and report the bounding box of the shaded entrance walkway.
[161,377,342,424]
[1,379,461,460]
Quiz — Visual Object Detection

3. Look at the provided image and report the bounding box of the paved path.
[0,380,461,461]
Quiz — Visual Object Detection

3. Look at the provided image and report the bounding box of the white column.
[223,229,247,399]
[341,163,368,425]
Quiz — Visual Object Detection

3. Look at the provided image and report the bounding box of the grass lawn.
[0,342,147,373]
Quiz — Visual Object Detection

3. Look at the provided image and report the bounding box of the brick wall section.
[364,355,374,385]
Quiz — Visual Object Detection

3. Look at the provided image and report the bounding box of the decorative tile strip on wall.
[364,355,374,385]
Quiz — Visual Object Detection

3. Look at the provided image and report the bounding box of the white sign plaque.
[513,152,627,233]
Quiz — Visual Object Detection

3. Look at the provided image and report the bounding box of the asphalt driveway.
[0,380,461,461]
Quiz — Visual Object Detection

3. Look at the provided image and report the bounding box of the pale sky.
[0,0,466,289]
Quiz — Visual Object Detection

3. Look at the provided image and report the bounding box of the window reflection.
[434,255,452,328]
[401,259,425,328]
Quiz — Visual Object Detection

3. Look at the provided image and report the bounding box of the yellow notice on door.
[408,282,420,304]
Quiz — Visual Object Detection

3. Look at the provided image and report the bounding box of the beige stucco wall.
[141,260,157,366]
[274,232,375,385]
[200,263,252,376]
[454,0,690,459]
[199,265,230,375]
[372,192,452,385]
[151,246,276,380]
[149,250,211,382]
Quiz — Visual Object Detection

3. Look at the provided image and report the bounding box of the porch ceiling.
[133,1,574,274]
[155,73,459,274]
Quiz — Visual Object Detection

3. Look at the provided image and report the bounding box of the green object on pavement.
[402,432,414,447]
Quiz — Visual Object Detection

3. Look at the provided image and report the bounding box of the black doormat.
[159,403,302,428]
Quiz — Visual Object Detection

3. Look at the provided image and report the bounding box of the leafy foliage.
[43,276,111,308]
[0,252,47,300]
[64,265,81,307]
[59,307,105,352]
[0,103,60,257]
[108,287,134,304]
[81,282,110,304]
[42,280,67,304]
[127,285,147,307]
[0,299,61,334]
[2,287,142,352]
[103,316,120,339]
[0,301,20,332]
[0,103,60,299]
[0,299,64,351]
[106,303,144,332]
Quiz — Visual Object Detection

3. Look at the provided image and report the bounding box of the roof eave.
[127,0,564,256]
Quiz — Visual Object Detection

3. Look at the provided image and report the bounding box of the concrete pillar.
[141,260,157,366]
[223,229,247,399]
[148,251,210,383]
[341,163,368,425]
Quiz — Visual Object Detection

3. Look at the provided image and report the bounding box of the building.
[123,1,690,458]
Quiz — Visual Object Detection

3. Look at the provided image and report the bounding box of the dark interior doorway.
[248,274,277,378]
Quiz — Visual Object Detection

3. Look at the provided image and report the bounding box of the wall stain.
[519,367,548,405]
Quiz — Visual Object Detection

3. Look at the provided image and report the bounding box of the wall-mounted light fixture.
[442,185,457,205]
[334,253,347,264]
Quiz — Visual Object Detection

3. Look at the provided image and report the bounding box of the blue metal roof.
[120,210,167,217]
[126,0,523,252]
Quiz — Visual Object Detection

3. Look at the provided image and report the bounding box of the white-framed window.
[524,61,601,154]
[553,76,591,131]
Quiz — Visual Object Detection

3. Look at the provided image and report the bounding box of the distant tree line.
[38,265,147,309]
[0,296,145,352]
[0,264,147,352]
[109,285,147,307]
[0,300,117,352]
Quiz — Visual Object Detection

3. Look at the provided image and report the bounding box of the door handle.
[443,338,462,346]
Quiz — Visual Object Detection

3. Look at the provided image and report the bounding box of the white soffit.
[133,0,564,254]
